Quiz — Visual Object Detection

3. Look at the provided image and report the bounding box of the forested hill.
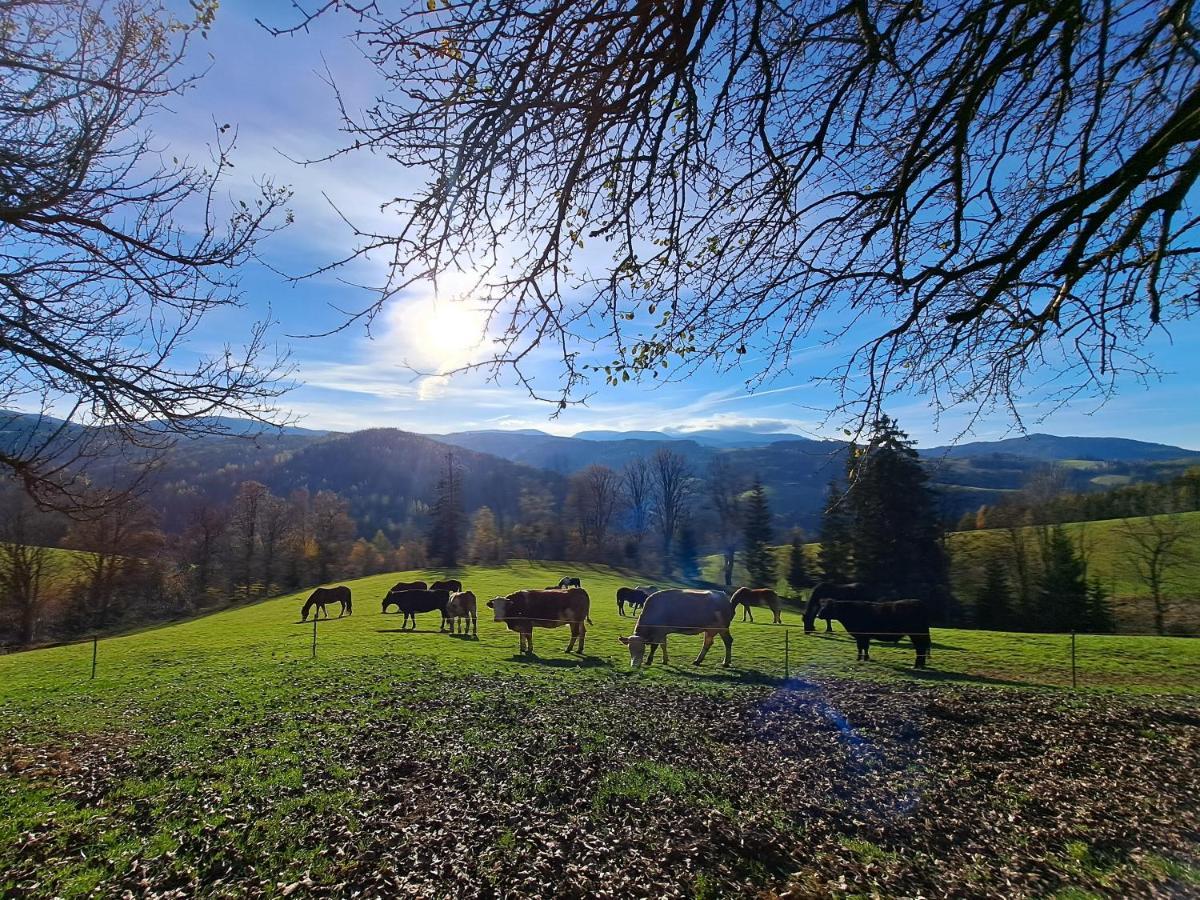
[152,428,565,537]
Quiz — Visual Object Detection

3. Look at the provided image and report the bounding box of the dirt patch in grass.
[3,678,1198,898]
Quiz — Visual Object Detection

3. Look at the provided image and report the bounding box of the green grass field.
[2,561,1198,897]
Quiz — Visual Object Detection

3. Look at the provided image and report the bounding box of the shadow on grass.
[376,628,456,635]
[446,633,480,642]
[658,665,785,689]
[801,632,966,652]
[505,653,613,669]
[881,663,1048,689]
[294,616,352,626]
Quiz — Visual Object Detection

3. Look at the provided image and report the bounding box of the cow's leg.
[773,608,782,625]
[618,600,625,617]
[578,622,586,655]
[825,617,833,633]
[914,632,931,668]
[471,612,477,636]
[660,636,669,665]
[720,630,733,667]
[646,643,657,666]
[566,622,579,653]
[694,631,715,665]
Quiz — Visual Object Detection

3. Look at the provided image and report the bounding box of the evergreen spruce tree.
[1036,527,1089,632]
[818,476,853,583]
[741,479,777,588]
[786,531,811,596]
[1084,578,1116,634]
[845,416,953,619]
[974,555,1013,630]
[427,451,465,567]
[674,521,701,581]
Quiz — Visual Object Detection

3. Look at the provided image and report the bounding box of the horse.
[730,587,782,624]
[430,579,463,593]
[301,586,352,621]
[558,576,582,589]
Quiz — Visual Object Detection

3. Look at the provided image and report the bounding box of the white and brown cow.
[619,589,734,668]
[486,588,590,656]
[445,590,477,636]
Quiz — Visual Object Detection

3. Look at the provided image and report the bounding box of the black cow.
[382,589,451,631]
[804,597,931,668]
[430,579,463,593]
[803,582,883,633]
[616,586,649,617]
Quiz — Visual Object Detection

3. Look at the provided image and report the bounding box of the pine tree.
[1036,527,1088,632]
[741,478,777,588]
[844,416,952,619]
[974,555,1013,630]
[818,476,852,583]
[674,521,701,580]
[427,451,466,567]
[786,532,810,596]
[1084,578,1116,634]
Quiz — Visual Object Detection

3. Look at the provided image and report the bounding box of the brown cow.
[430,579,463,593]
[731,587,782,624]
[486,588,590,655]
[446,590,477,635]
[619,589,733,668]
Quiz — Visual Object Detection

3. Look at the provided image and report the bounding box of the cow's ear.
[619,636,631,645]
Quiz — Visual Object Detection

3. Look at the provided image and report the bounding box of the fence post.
[91,636,97,680]
[1070,630,1076,689]
[784,628,790,680]
[312,617,317,659]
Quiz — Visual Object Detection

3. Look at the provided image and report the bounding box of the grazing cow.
[619,589,734,668]
[300,585,352,621]
[486,588,590,655]
[382,588,451,631]
[558,576,582,589]
[430,579,463,593]
[730,587,783,624]
[445,590,477,635]
[804,597,931,668]
[616,586,650,617]
[804,582,881,633]
[390,579,428,593]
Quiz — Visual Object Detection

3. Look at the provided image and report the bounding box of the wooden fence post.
[312,617,317,659]
[784,628,790,680]
[91,636,97,680]
[1070,631,1077,689]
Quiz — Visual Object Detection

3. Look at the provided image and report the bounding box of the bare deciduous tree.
[568,464,622,552]
[621,457,653,544]
[706,456,745,587]
[2,0,292,511]
[0,498,55,643]
[276,0,1199,426]
[649,448,694,571]
[1120,514,1189,634]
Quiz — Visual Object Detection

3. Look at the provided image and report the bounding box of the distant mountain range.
[3,410,1198,535]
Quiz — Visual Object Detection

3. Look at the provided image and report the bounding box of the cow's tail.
[587,615,593,625]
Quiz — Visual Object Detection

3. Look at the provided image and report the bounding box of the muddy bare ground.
[4,676,1199,898]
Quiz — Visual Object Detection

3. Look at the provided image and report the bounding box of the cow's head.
[486,596,508,621]
[619,634,649,667]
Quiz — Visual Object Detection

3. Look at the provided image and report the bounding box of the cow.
[730,586,782,624]
[619,589,734,668]
[804,596,932,668]
[300,586,352,621]
[558,576,582,589]
[486,588,590,655]
[804,582,881,633]
[430,579,463,593]
[616,586,649,617]
[389,579,428,593]
[445,590,477,636]
[382,588,451,631]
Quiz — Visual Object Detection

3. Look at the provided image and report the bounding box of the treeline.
[957,466,1200,531]
[0,481,417,648]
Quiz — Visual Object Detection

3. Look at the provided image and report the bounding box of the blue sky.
[154,1,1200,449]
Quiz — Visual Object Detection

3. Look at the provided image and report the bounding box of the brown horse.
[730,587,782,624]
[301,586,352,621]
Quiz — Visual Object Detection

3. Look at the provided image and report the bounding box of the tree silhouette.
[275,0,1199,425]
[741,479,776,589]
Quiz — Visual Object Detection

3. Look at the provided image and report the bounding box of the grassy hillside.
[948,511,1200,633]
[1,562,1197,897]
[703,511,1200,633]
